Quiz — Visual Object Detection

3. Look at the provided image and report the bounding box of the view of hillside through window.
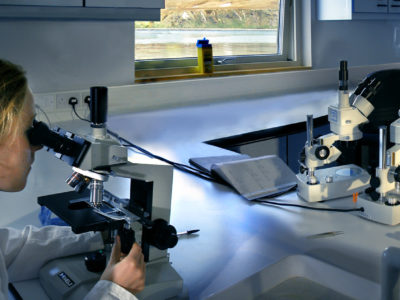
[135,0,281,60]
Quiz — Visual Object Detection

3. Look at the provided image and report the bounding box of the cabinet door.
[0,0,81,6]
[353,0,388,13]
[85,0,164,9]
[389,0,400,13]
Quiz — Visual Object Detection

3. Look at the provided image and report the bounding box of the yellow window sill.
[135,65,311,84]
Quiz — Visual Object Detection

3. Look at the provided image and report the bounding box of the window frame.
[135,0,305,82]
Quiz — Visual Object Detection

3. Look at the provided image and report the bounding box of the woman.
[0,59,145,299]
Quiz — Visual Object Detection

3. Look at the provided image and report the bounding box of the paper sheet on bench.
[211,155,297,200]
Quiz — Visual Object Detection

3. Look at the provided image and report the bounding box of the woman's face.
[0,88,42,192]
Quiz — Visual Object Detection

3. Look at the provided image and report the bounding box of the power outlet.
[81,91,91,108]
[56,92,81,110]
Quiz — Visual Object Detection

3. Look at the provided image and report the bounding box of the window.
[135,0,303,82]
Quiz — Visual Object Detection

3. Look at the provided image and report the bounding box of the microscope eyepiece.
[90,86,108,127]
[339,60,348,90]
[27,120,90,167]
[27,120,75,155]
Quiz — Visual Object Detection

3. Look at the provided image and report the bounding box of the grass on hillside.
[165,0,280,10]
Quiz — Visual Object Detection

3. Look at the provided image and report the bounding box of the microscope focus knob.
[118,227,136,255]
[369,190,380,202]
[366,176,381,202]
[315,146,330,160]
[394,166,400,182]
[370,176,381,189]
[84,250,107,273]
[145,219,178,250]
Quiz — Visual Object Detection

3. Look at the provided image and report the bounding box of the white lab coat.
[0,225,138,300]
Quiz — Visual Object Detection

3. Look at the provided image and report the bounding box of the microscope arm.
[369,120,400,199]
[110,160,174,225]
[304,133,341,169]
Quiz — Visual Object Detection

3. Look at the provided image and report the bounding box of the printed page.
[211,155,297,200]
[189,154,250,173]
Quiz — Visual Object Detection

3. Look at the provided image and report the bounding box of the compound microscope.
[358,115,400,225]
[297,61,376,202]
[24,87,186,300]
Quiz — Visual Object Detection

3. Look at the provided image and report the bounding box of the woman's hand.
[100,236,146,294]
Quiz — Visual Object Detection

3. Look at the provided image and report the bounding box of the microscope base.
[358,194,400,225]
[39,253,187,300]
[296,164,370,202]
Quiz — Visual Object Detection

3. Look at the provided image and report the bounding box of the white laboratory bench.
[2,89,396,299]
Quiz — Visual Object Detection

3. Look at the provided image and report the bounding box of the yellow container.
[197,38,213,73]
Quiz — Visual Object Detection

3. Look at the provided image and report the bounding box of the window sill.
[135,65,311,84]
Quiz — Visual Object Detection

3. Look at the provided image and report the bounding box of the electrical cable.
[107,128,223,184]
[35,104,52,128]
[253,199,364,212]
[71,104,90,122]
[69,105,221,183]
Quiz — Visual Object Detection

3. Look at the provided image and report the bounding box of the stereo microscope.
[358,114,400,225]
[25,87,185,299]
[297,61,375,202]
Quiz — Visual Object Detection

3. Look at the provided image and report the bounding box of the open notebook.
[189,154,297,201]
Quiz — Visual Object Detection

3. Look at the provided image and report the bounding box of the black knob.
[84,250,106,273]
[118,227,136,255]
[370,190,380,202]
[144,219,178,250]
[315,146,330,160]
[394,166,400,182]
[370,176,381,189]
[90,86,108,127]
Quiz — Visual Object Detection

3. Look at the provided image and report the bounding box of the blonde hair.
[0,59,27,142]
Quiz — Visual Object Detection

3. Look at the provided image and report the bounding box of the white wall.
[311,1,400,68]
[0,20,135,93]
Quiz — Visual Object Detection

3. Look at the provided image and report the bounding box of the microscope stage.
[38,191,125,234]
[296,164,371,202]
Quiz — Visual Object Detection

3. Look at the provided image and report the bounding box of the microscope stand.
[38,254,187,300]
[296,164,370,202]
[358,193,400,226]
